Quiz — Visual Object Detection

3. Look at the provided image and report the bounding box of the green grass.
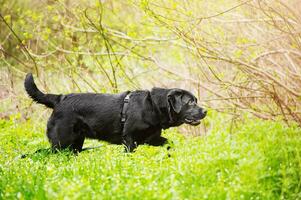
[0,114,301,200]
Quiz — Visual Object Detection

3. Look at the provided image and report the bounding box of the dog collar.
[121,92,131,128]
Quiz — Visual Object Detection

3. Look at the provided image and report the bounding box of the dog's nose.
[198,108,207,118]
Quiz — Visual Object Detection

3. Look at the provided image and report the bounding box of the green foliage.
[1,1,301,197]
[0,114,300,199]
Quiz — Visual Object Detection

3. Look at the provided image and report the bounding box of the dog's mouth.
[184,118,201,126]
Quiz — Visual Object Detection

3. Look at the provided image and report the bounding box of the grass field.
[0,113,301,200]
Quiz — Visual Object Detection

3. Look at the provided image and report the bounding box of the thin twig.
[0,13,39,76]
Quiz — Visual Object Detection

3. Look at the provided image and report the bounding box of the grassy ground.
[0,113,300,200]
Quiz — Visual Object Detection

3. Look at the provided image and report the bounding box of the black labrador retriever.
[24,73,207,152]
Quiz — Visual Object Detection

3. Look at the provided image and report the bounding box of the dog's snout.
[198,108,207,118]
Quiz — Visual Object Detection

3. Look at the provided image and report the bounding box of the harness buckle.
[121,92,131,127]
[124,96,130,103]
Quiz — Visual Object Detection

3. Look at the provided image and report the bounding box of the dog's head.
[167,89,207,126]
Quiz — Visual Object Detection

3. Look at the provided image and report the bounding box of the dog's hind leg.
[47,116,87,152]
[69,135,85,153]
[70,118,90,152]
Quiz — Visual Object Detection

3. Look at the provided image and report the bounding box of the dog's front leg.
[145,135,168,146]
[122,131,136,152]
[144,130,167,146]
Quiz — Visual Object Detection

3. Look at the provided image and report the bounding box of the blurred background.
[1,0,301,134]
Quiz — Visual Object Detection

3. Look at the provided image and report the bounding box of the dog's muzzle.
[184,109,207,126]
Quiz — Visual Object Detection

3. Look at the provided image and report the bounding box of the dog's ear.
[167,89,183,114]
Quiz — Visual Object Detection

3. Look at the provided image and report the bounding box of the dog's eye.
[188,100,195,106]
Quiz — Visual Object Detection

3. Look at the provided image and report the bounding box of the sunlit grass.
[0,114,300,199]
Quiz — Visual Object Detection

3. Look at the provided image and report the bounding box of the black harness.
[120,91,173,131]
[121,93,131,130]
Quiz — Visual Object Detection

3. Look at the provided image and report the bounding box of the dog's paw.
[123,143,137,153]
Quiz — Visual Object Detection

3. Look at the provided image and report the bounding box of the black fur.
[24,73,207,152]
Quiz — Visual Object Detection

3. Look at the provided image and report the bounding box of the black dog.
[24,73,207,152]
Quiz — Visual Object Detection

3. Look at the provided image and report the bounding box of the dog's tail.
[24,73,61,108]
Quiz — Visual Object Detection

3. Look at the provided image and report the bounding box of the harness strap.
[121,93,131,130]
